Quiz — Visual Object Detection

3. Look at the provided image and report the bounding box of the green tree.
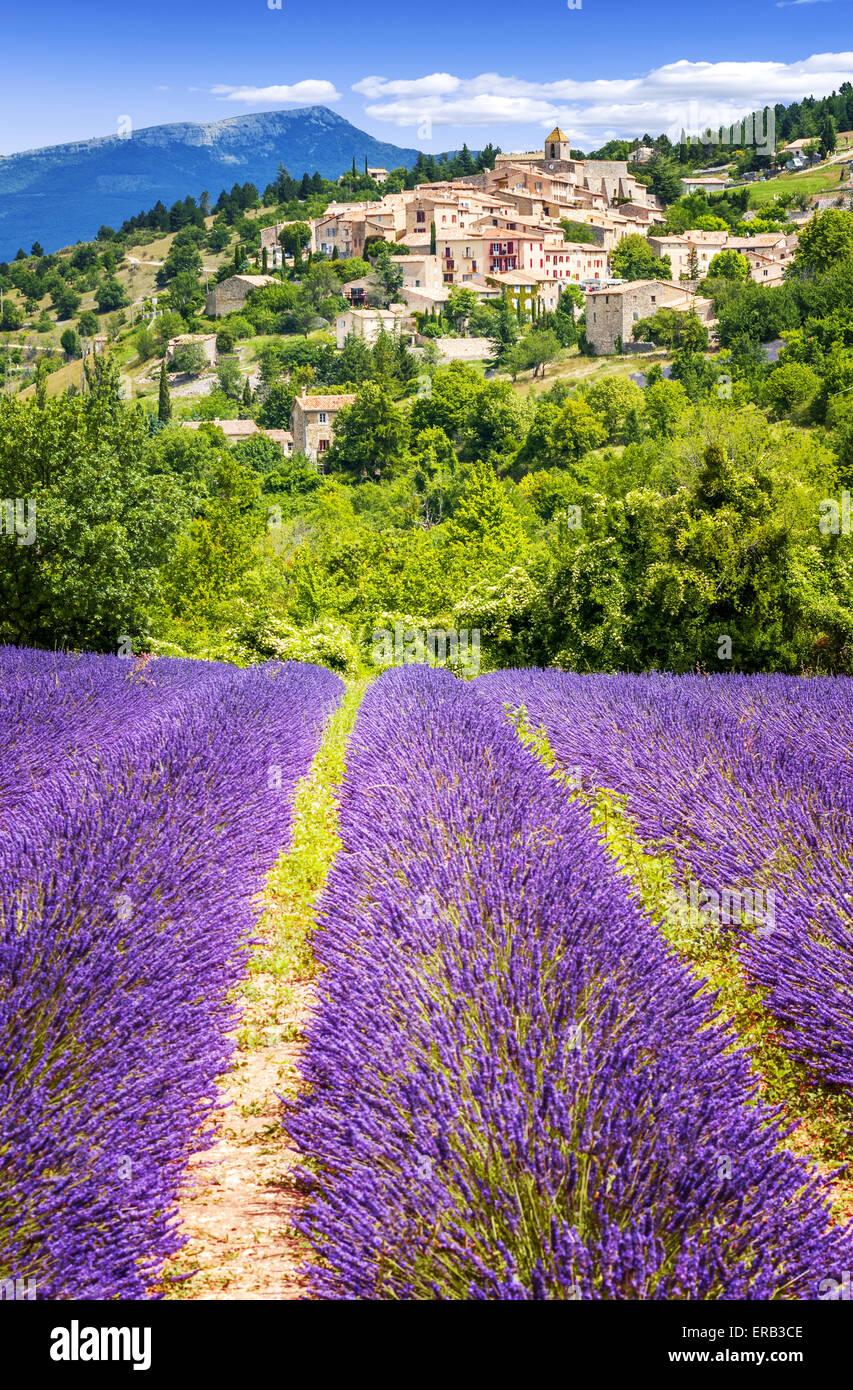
[445,287,479,335]
[338,332,373,384]
[217,356,243,400]
[706,249,750,281]
[820,113,837,157]
[0,300,23,331]
[53,284,81,319]
[550,396,608,461]
[795,209,853,273]
[170,342,208,374]
[445,461,526,572]
[95,277,128,313]
[518,327,562,378]
[158,359,172,425]
[161,452,261,619]
[60,327,82,358]
[0,391,187,648]
[328,382,410,478]
[559,219,597,245]
[278,222,311,267]
[760,361,820,422]
[611,234,671,282]
[303,260,342,309]
[646,156,684,206]
[167,270,204,317]
[366,244,404,308]
[256,381,295,429]
[586,376,645,440]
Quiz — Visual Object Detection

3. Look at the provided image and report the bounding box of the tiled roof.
[293,394,357,411]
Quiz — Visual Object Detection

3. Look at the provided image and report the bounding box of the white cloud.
[776,0,834,7]
[352,73,461,99]
[355,54,853,140]
[212,79,341,104]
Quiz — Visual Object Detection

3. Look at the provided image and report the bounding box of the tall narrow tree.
[158,359,171,425]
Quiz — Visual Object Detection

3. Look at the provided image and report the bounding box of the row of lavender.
[477,670,853,1092]
[290,667,850,1299]
[0,648,342,1299]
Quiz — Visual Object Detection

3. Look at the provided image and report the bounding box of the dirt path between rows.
[157,683,364,1302]
[160,947,314,1300]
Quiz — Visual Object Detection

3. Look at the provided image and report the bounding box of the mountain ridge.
[0,107,422,257]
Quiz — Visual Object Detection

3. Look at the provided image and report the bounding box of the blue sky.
[1,1,851,156]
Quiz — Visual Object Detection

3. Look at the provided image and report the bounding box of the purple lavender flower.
[289,667,851,1300]
[0,648,342,1299]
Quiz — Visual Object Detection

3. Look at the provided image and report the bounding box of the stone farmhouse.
[182,419,293,453]
[166,333,218,368]
[334,305,411,349]
[585,280,715,355]
[290,392,356,463]
[205,274,276,317]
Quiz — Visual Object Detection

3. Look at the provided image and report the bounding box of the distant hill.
[0,107,421,258]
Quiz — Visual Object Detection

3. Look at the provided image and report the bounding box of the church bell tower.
[544,127,571,163]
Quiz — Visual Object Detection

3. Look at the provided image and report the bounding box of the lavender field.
[2,654,852,1302]
[290,667,853,1300]
[0,648,342,1299]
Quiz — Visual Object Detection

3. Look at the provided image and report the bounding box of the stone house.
[334,306,410,350]
[585,280,715,355]
[166,333,218,368]
[290,392,357,462]
[204,275,276,318]
[181,419,293,454]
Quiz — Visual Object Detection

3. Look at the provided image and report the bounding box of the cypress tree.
[158,358,171,425]
[430,221,437,255]
[242,377,252,408]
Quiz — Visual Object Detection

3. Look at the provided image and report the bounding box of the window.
[633,311,639,320]
[318,439,329,451]
[650,295,656,304]
[318,412,327,424]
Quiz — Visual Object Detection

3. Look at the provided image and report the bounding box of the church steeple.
[545,126,571,162]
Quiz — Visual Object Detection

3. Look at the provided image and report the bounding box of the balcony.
[444,259,455,270]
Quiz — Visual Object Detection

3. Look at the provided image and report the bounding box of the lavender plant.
[290,667,851,1299]
[478,669,853,1092]
[0,648,342,1299]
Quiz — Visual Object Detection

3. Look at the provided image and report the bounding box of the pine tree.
[35,358,48,409]
[158,359,171,425]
